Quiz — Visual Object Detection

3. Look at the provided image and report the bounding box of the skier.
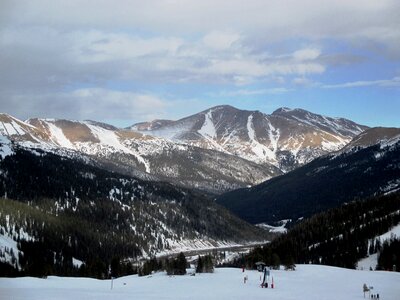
[261,267,268,288]
[363,283,370,298]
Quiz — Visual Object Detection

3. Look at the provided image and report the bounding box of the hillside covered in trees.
[217,138,400,224]
[0,145,269,277]
[244,192,400,271]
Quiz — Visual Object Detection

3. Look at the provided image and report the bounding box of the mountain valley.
[0,105,399,279]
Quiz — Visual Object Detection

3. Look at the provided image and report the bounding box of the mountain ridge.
[130,105,368,171]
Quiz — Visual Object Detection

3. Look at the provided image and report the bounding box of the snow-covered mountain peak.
[132,105,368,171]
[272,107,293,114]
[204,104,238,112]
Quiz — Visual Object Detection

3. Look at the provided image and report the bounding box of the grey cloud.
[1,89,169,122]
[5,1,399,55]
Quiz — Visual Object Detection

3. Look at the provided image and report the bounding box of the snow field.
[0,265,399,300]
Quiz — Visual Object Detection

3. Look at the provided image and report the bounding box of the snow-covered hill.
[0,113,279,193]
[0,265,398,300]
[131,105,368,171]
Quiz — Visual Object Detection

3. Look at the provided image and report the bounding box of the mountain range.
[0,105,369,194]
[132,105,368,171]
[0,112,279,194]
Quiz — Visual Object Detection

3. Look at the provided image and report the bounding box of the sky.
[0,0,399,128]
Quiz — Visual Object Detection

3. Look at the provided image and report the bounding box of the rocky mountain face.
[131,105,368,171]
[216,128,400,224]
[0,113,279,194]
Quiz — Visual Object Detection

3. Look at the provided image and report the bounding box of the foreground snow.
[1,265,399,300]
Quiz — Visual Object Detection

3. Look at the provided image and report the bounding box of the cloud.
[292,77,316,86]
[3,88,169,122]
[71,31,184,63]
[293,48,321,61]
[323,77,400,89]
[211,88,291,97]
[1,0,399,123]
[4,1,399,54]
[202,31,241,50]
[0,26,326,92]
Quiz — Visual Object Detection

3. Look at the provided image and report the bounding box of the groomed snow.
[0,265,399,300]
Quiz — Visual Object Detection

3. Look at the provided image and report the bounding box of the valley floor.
[0,265,399,300]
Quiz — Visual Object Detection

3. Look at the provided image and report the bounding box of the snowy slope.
[0,113,278,193]
[131,105,368,171]
[0,265,399,300]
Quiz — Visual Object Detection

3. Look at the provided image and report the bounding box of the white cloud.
[293,48,321,61]
[292,77,315,86]
[71,31,184,63]
[202,31,241,50]
[323,77,400,89]
[214,88,291,97]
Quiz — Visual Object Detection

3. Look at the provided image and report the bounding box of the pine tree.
[175,252,187,275]
[196,255,214,273]
[196,256,203,273]
[110,256,120,277]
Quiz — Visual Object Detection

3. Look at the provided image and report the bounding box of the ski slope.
[1,265,399,300]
